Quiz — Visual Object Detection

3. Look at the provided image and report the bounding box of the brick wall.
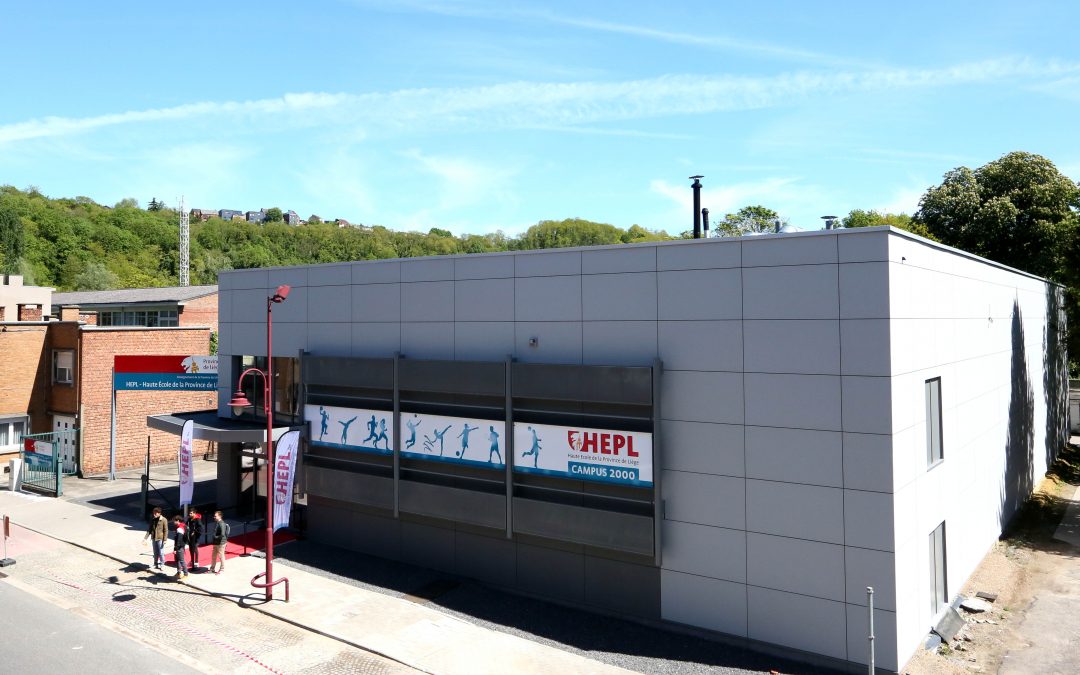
[18,305,42,321]
[0,323,49,436]
[47,322,81,415]
[179,293,218,333]
[78,328,214,475]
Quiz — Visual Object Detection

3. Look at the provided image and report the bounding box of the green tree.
[147,197,163,212]
[716,205,782,236]
[914,152,1079,280]
[842,209,934,239]
[72,261,119,290]
[914,151,1080,373]
[115,197,139,209]
[0,203,25,274]
[265,207,283,223]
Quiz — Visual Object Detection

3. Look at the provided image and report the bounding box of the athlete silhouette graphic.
[487,426,502,463]
[318,407,329,441]
[405,415,419,449]
[521,426,542,468]
[457,424,478,458]
[338,416,357,445]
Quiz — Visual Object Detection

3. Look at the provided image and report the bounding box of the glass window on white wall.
[925,377,943,466]
[929,521,947,615]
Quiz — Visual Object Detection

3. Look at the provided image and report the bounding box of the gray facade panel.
[454,278,515,322]
[351,283,401,322]
[514,250,581,277]
[513,322,582,364]
[351,323,401,356]
[742,265,839,320]
[351,261,400,285]
[657,269,742,320]
[658,320,743,372]
[584,555,660,619]
[661,371,744,425]
[656,240,741,271]
[582,272,658,321]
[582,321,657,367]
[402,322,454,360]
[454,322,515,361]
[660,420,744,477]
[582,246,656,274]
[455,530,517,588]
[307,263,351,286]
[400,519,456,572]
[516,542,586,604]
[402,281,455,323]
[454,254,515,280]
[307,285,352,323]
[402,257,454,282]
[515,276,582,321]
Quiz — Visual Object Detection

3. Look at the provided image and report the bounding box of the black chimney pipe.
[690,176,703,238]
[701,208,710,237]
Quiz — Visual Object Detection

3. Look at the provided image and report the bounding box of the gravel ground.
[271,539,842,675]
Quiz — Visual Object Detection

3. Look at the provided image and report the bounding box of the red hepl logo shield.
[567,430,583,452]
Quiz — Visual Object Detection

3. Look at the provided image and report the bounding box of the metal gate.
[19,429,79,496]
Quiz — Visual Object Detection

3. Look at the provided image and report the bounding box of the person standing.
[143,507,168,570]
[209,510,230,575]
[185,508,204,572]
[171,515,189,581]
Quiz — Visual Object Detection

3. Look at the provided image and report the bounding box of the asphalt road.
[0,580,205,675]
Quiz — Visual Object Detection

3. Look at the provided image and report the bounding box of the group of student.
[144,506,231,581]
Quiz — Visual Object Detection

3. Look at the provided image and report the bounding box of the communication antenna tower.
[179,196,190,286]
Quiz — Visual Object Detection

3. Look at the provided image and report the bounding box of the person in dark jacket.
[143,507,168,570]
[185,508,204,571]
[209,510,230,575]
[171,515,189,581]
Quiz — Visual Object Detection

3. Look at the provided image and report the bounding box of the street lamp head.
[271,285,291,303]
[228,390,253,417]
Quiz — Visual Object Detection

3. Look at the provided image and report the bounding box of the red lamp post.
[227,284,291,602]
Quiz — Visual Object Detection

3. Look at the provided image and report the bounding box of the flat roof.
[147,410,302,443]
[53,285,217,308]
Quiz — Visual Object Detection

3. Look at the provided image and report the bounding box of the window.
[236,356,301,424]
[54,350,75,384]
[929,522,947,615]
[925,377,943,466]
[97,308,178,327]
[0,419,26,449]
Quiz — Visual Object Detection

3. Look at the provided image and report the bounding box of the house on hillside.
[190,209,216,222]
[284,210,300,225]
[218,209,243,221]
[246,210,267,223]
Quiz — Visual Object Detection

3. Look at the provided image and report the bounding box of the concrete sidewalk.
[0,488,629,675]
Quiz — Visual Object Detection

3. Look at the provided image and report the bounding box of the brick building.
[1,284,220,475]
[51,285,218,333]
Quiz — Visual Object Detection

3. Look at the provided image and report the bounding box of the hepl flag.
[272,431,300,532]
[179,419,194,506]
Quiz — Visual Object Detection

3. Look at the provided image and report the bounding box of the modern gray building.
[186,227,1068,672]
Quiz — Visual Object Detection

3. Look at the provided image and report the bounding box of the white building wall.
[885,234,1068,668]
[215,227,1067,673]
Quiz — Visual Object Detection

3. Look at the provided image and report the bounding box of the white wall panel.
[657,320,742,372]
[661,371,744,425]
[742,233,838,267]
[744,320,840,374]
[660,420,744,477]
[743,265,839,320]
[662,471,745,529]
[661,570,747,637]
[747,587,848,660]
[662,520,746,583]
[582,321,657,366]
[746,480,844,544]
[747,533,845,601]
[658,269,742,320]
[745,373,842,431]
[746,426,842,488]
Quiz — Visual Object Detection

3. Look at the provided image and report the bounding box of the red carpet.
[164,529,297,568]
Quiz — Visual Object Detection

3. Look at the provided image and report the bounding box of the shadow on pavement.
[272,540,842,675]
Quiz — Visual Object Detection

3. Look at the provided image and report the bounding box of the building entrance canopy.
[147,410,299,444]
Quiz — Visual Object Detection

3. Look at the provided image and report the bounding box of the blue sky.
[2,0,1078,235]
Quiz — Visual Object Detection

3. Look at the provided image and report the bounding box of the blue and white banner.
[304,404,393,455]
[513,422,653,487]
[178,419,194,506]
[272,430,300,531]
[400,412,505,469]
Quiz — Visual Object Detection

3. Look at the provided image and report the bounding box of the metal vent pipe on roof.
[702,208,709,237]
[821,215,838,230]
[690,176,703,238]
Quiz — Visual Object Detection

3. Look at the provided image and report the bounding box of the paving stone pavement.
[1,526,417,675]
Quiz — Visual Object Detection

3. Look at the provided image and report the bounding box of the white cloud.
[403,149,514,211]
[877,185,928,216]
[2,57,1075,147]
